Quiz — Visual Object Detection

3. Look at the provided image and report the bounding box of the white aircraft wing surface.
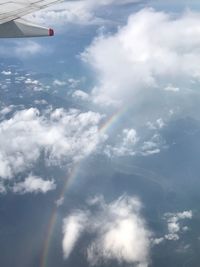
[0,0,62,37]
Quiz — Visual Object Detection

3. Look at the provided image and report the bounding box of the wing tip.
[49,28,54,36]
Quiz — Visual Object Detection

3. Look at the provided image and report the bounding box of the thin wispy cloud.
[26,0,142,26]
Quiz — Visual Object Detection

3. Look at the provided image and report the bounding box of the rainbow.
[40,107,125,267]
[40,165,80,267]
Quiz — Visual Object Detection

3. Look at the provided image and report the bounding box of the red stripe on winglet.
[49,28,54,36]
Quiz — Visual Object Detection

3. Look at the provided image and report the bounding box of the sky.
[1,0,200,267]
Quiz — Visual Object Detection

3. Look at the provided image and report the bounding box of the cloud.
[24,77,43,91]
[0,182,6,194]
[82,9,200,108]
[62,195,151,267]
[152,237,165,245]
[0,41,46,58]
[164,84,180,92]
[104,127,165,158]
[7,8,192,165]
[53,79,67,87]
[123,128,138,144]
[141,134,163,156]
[14,41,45,58]
[0,107,103,180]
[1,70,11,76]
[26,0,142,26]
[0,105,14,117]
[12,174,56,194]
[63,211,88,259]
[105,128,139,157]
[72,90,90,101]
[154,210,193,243]
[146,118,165,130]
[34,99,48,105]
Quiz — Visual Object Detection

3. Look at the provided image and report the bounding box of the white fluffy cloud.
[13,174,56,194]
[164,211,193,241]
[0,107,103,180]
[153,210,193,243]
[63,211,88,259]
[82,8,200,106]
[53,79,67,87]
[105,128,139,157]
[62,195,151,267]
[72,90,90,101]
[1,70,11,76]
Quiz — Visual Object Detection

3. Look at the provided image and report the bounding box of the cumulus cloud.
[9,8,195,165]
[105,128,139,157]
[63,211,88,259]
[0,107,103,180]
[72,90,90,101]
[82,9,200,107]
[141,134,163,156]
[62,195,151,267]
[13,174,56,194]
[154,210,193,243]
[24,78,43,91]
[53,78,82,91]
[1,70,11,76]
[165,211,193,241]
[105,131,164,158]
[53,79,67,87]
[146,118,165,130]
[123,128,138,144]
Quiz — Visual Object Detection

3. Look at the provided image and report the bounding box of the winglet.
[0,19,56,38]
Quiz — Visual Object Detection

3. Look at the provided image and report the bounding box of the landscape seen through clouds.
[0,1,200,267]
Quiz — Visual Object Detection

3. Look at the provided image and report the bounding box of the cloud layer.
[27,0,141,26]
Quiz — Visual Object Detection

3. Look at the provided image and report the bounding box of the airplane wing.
[0,0,62,38]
